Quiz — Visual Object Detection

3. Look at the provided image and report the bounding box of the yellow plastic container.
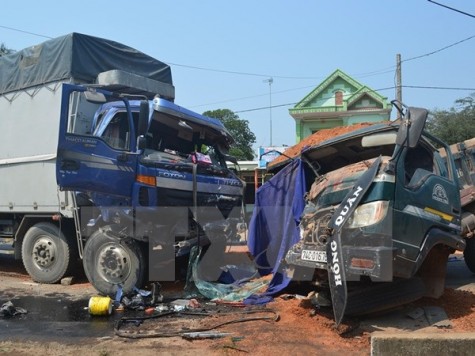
[88,296,113,316]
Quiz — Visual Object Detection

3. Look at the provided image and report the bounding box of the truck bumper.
[285,244,395,282]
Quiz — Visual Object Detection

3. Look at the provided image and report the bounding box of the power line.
[235,102,297,114]
[402,34,475,63]
[427,0,475,18]
[234,85,475,114]
[0,24,52,39]
[163,33,475,80]
[2,22,473,86]
[3,22,474,112]
[199,34,475,108]
[189,84,319,108]
[404,85,475,91]
[166,62,321,80]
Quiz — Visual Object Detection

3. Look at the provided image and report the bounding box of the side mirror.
[396,107,428,148]
[137,135,147,151]
[84,90,106,104]
[137,100,149,136]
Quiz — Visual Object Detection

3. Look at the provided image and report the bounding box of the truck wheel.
[463,238,475,273]
[83,226,145,297]
[21,222,71,284]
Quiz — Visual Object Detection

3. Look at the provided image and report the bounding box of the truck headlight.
[347,201,389,228]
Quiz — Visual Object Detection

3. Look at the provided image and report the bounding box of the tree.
[0,43,14,57]
[426,93,475,145]
[203,109,256,161]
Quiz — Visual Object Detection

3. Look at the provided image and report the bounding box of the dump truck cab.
[284,106,465,322]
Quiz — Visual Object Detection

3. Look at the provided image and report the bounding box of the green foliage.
[203,109,256,161]
[0,43,14,57]
[426,93,475,145]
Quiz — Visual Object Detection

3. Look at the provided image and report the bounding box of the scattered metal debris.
[182,331,233,340]
[406,307,425,320]
[115,308,279,339]
[424,306,452,328]
[0,301,27,317]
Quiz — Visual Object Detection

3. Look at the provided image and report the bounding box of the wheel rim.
[32,236,57,269]
[96,243,132,284]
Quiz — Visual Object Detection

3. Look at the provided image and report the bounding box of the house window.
[335,91,343,106]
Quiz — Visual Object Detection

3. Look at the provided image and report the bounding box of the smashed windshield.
[142,111,228,170]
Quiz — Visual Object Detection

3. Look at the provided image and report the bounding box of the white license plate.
[301,249,327,263]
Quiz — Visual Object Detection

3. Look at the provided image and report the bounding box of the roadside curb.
[371,332,475,356]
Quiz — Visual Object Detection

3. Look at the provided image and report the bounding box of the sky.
[1,1,474,154]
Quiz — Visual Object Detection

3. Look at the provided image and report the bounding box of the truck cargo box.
[0,32,175,215]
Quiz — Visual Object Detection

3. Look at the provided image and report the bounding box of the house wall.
[290,70,391,143]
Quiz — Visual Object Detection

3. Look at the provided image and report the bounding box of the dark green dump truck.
[281,104,475,324]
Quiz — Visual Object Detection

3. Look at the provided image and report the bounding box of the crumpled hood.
[308,156,390,208]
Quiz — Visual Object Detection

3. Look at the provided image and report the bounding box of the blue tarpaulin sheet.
[245,158,306,303]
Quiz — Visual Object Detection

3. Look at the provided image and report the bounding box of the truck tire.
[83,226,145,297]
[21,222,71,284]
[463,238,475,273]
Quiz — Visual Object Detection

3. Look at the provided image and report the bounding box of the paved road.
[0,252,474,342]
[445,253,475,293]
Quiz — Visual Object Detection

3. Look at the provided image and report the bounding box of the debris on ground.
[115,305,279,339]
[60,276,74,286]
[88,296,113,316]
[0,301,27,317]
[406,307,425,320]
[185,246,270,302]
[424,306,452,328]
[170,299,201,311]
[182,331,233,340]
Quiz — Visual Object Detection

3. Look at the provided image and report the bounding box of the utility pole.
[263,77,273,146]
[396,54,402,120]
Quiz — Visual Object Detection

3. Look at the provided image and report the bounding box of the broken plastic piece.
[133,287,152,297]
[182,331,232,340]
[188,299,201,309]
[0,301,27,317]
[122,294,145,310]
[144,307,155,315]
[155,304,168,313]
[151,282,163,304]
[115,286,123,306]
[186,246,269,302]
[170,299,190,312]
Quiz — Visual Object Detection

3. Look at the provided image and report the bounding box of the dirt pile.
[268,122,377,169]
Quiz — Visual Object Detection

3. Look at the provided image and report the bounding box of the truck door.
[56,84,137,198]
[393,143,460,260]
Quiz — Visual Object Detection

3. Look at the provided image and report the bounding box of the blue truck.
[0,33,244,296]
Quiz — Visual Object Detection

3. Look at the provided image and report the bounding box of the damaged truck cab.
[57,84,244,295]
[0,33,243,296]
[284,105,469,322]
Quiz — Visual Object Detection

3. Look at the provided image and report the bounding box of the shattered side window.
[199,145,223,167]
[67,91,102,135]
[101,112,130,150]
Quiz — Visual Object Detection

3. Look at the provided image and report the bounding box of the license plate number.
[301,249,327,263]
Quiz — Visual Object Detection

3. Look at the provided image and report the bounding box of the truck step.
[0,236,15,255]
[0,219,14,236]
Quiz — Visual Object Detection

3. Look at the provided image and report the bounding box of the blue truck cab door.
[56,84,140,199]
